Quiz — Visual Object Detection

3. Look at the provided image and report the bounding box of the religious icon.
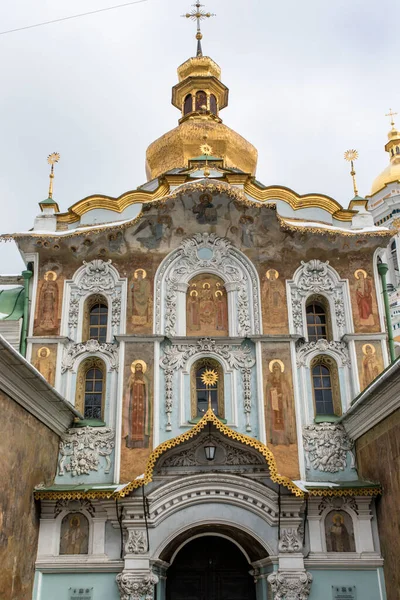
[192,193,218,224]
[134,205,172,249]
[325,511,355,552]
[187,275,228,336]
[125,360,150,449]
[262,269,287,332]
[195,90,208,112]
[215,290,228,331]
[239,214,255,247]
[34,346,55,386]
[188,289,200,331]
[266,359,296,445]
[39,271,59,332]
[59,513,89,555]
[131,268,152,325]
[354,269,374,325]
[361,344,380,388]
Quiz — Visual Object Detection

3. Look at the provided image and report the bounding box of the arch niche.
[165,534,258,600]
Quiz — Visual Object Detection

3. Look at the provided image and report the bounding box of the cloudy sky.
[0,0,399,272]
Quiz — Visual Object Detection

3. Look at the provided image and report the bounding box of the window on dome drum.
[306,302,328,341]
[191,358,224,420]
[183,94,192,115]
[396,146,400,154]
[195,90,207,112]
[210,94,217,115]
[84,367,104,419]
[88,301,108,342]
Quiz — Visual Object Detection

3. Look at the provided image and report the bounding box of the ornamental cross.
[386,108,398,127]
[182,2,215,57]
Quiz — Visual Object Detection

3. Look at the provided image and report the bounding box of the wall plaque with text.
[68,588,93,600]
[332,586,356,600]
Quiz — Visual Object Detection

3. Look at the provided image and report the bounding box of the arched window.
[195,90,207,112]
[396,146,400,155]
[311,355,341,417]
[60,513,89,555]
[191,358,224,419]
[306,297,331,341]
[391,240,399,271]
[76,358,106,421]
[183,94,192,115]
[210,94,217,115]
[83,295,108,342]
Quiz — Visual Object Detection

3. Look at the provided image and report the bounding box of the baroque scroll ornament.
[289,260,347,336]
[303,423,355,473]
[125,530,147,554]
[155,232,260,337]
[296,339,351,368]
[160,338,255,431]
[116,572,159,600]
[68,259,122,333]
[58,427,115,477]
[267,571,313,600]
[62,339,119,373]
[278,527,303,553]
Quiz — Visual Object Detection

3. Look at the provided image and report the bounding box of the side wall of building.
[0,390,59,600]
[356,408,400,600]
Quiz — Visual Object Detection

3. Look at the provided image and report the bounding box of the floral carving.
[278,528,303,553]
[58,427,115,477]
[125,530,147,554]
[303,423,355,473]
[62,339,119,373]
[155,233,261,337]
[116,572,159,600]
[267,571,313,600]
[160,338,255,431]
[288,260,348,337]
[54,498,95,517]
[296,339,351,368]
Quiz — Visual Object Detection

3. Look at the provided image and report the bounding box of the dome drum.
[172,76,229,113]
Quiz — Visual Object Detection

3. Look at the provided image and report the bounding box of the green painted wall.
[33,572,120,600]
[309,568,386,600]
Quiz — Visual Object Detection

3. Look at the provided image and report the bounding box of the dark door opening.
[166,535,257,600]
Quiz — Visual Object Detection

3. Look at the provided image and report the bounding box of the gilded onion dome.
[145,54,258,180]
[371,117,400,195]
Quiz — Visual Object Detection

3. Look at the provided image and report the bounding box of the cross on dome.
[182,2,216,57]
[385,108,398,128]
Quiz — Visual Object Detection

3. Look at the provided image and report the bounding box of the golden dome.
[370,125,400,195]
[145,54,258,180]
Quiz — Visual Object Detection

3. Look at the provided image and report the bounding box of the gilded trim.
[34,489,116,500]
[306,487,381,497]
[277,215,392,237]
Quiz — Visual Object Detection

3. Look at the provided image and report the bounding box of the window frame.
[310,354,342,418]
[190,357,224,420]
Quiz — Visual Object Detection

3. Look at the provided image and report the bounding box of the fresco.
[261,268,288,334]
[325,510,356,552]
[261,342,299,479]
[34,269,62,335]
[120,343,154,482]
[355,340,384,391]
[347,264,379,333]
[131,268,152,327]
[59,513,89,555]
[32,344,57,387]
[187,274,228,337]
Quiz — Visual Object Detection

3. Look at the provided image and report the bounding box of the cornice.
[35,560,123,573]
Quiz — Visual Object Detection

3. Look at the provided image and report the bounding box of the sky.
[0,0,399,273]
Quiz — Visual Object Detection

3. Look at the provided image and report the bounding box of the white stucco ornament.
[58,426,115,476]
[278,527,303,553]
[303,423,355,473]
[296,339,351,368]
[267,571,313,600]
[125,530,147,554]
[61,339,119,372]
[116,572,159,600]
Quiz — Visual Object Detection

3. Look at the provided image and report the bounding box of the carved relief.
[160,338,255,431]
[116,572,159,600]
[303,423,355,473]
[54,498,95,518]
[296,339,351,368]
[61,339,119,373]
[124,360,150,449]
[58,427,115,477]
[267,571,313,600]
[278,527,303,553]
[125,530,147,554]
[187,275,228,336]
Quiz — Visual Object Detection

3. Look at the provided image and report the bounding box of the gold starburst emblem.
[200,143,212,156]
[201,368,218,387]
[344,149,358,162]
[47,152,60,165]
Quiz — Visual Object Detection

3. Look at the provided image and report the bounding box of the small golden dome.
[146,118,258,180]
[370,125,400,195]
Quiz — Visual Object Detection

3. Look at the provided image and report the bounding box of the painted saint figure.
[266,360,296,445]
[325,511,355,552]
[131,268,151,325]
[355,269,374,325]
[215,290,228,331]
[188,289,200,331]
[125,360,150,449]
[40,271,59,331]
[34,346,55,386]
[59,513,89,555]
[193,193,218,224]
[361,344,380,389]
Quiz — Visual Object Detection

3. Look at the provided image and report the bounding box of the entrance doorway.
[166,536,257,600]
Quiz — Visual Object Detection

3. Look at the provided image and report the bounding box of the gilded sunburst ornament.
[200,143,212,156]
[201,368,218,387]
[47,152,60,165]
[344,149,358,162]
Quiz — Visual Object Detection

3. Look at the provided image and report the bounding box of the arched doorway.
[166,536,256,600]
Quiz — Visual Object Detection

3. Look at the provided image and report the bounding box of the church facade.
[1,24,395,600]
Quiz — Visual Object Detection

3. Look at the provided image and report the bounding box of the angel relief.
[186,274,228,337]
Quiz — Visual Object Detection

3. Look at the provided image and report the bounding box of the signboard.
[332,586,356,600]
[68,588,93,600]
